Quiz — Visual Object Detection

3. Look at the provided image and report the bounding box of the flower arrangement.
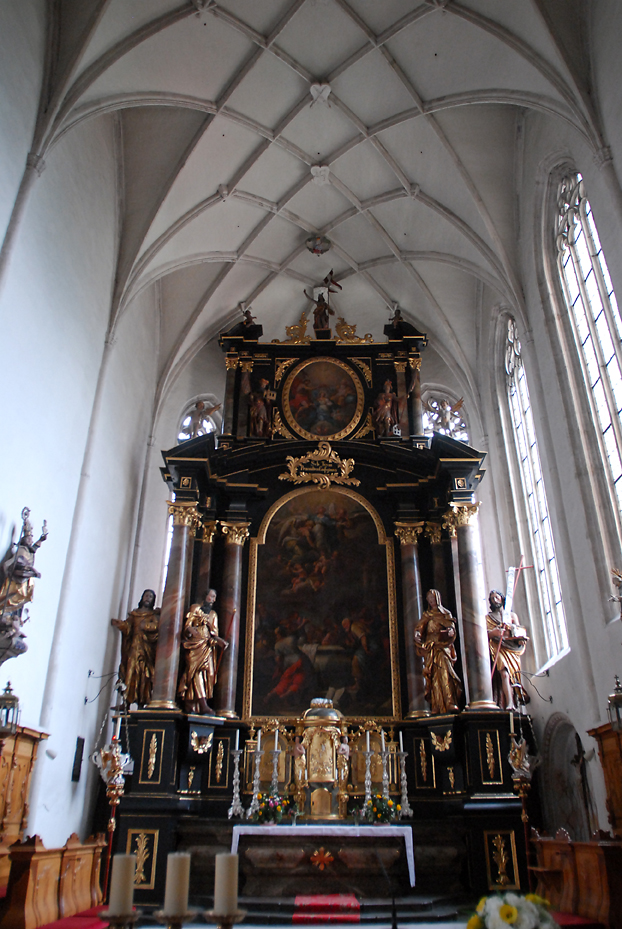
[468,893,555,929]
[360,793,401,823]
[251,792,293,824]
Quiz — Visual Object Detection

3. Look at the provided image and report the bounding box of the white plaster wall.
[129,336,226,610]
[28,286,158,846]
[0,1,44,243]
[0,114,118,733]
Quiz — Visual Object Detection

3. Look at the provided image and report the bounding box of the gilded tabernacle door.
[243,486,400,721]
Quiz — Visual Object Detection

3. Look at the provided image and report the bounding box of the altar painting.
[282,358,364,441]
[247,488,397,719]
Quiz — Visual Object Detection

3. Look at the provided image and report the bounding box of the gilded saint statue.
[0,508,48,616]
[111,589,160,706]
[486,590,529,709]
[414,589,462,714]
[177,589,228,715]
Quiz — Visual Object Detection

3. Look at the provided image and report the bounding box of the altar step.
[234,895,461,924]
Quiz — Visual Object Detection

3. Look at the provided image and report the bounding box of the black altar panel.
[244,486,400,721]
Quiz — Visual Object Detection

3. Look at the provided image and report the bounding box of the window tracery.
[505,319,568,664]
[556,173,622,519]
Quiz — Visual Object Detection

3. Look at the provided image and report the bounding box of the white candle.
[366,730,370,752]
[108,854,135,916]
[381,729,385,752]
[234,729,239,751]
[399,731,404,753]
[163,852,191,916]
[274,727,279,751]
[256,729,261,753]
[214,853,239,915]
[510,711,514,734]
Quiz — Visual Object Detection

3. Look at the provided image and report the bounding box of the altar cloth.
[231,825,415,887]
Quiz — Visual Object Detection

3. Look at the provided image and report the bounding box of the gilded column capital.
[225,355,239,371]
[394,360,408,374]
[168,502,202,534]
[441,513,457,538]
[220,521,250,546]
[409,357,422,372]
[425,522,442,544]
[446,501,481,529]
[202,520,218,544]
[394,522,425,545]
[239,359,254,373]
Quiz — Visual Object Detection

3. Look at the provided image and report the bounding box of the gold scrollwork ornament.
[134,833,150,885]
[215,740,224,783]
[272,409,295,439]
[492,834,510,887]
[334,317,373,344]
[486,733,496,779]
[147,734,158,779]
[353,410,374,439]
[271,311,311,345]
[191,730,214,754]
[425,522,442,544]
[431,731,452,753]
[278,441,360,490]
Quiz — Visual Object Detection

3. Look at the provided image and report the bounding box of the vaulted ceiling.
[37,0,601,406]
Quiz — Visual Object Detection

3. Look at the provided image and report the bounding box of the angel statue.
[182,399,222,440]
[609,568,622,620]
[423,396,467,440]
[0,508,48,667]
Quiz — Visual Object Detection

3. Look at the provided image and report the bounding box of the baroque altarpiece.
[112,312,535,900]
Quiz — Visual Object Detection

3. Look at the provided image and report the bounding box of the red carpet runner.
[293,894,361,924]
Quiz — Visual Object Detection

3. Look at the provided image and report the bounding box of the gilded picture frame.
[281,357,365,441]
[243,485,401,722]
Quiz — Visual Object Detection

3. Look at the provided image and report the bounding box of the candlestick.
[234,729,239,751]
[108,854,135,916]
[214,853,239,916]
[380,749,390,800]
[363,750,373,806]
[163,853,191,917]
[270,749,280,796]
[397,751,413,818]
[247,746,264,819]
[228,749,244,819]
[399,731,404,753]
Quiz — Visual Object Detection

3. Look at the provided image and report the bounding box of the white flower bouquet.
[468,893,555,929]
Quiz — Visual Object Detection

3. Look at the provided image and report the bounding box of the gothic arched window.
[506,319,568,663]
[556,173,622,518]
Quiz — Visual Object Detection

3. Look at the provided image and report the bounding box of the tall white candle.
[163,852,191,916]
[399,731,404,753]
[510,711,514,734]
[108,854,136,916]
[274,727,279,751]
[256,729,261,752]
[365,730,370,752]
[234,729,239,751]
[214,853,239,915]
[381,729,385,752]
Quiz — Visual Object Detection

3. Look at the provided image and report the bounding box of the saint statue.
[111,589,160,706]
[373,380,399,436]
[336,734,350,817]
[486,589,529,709]
[414,589,462,714]
[177,589,228,715]
[0,508,48,616]
[292,734,308,812]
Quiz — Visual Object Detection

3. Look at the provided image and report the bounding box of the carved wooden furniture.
[531,830,622,929]
[587,722,622,836]
[0,833,105,929]
[0,726,48,895]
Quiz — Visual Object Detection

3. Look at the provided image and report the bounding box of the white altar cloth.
[231,824,415,887]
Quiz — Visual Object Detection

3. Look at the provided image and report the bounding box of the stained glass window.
[506,319,568,662]
[557,173,622,518]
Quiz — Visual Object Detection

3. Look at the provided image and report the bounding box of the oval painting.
[282,358,364,440]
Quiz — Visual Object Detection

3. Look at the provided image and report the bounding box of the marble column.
[444,503,496,710]
[196,520,217,603]
[223,355,238,436]
[150,502,200,709]
[426,522,447,604]
[394,360,409,437]
[395,523,428,716]
[409,357,423,435]
[213,522,250,718]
